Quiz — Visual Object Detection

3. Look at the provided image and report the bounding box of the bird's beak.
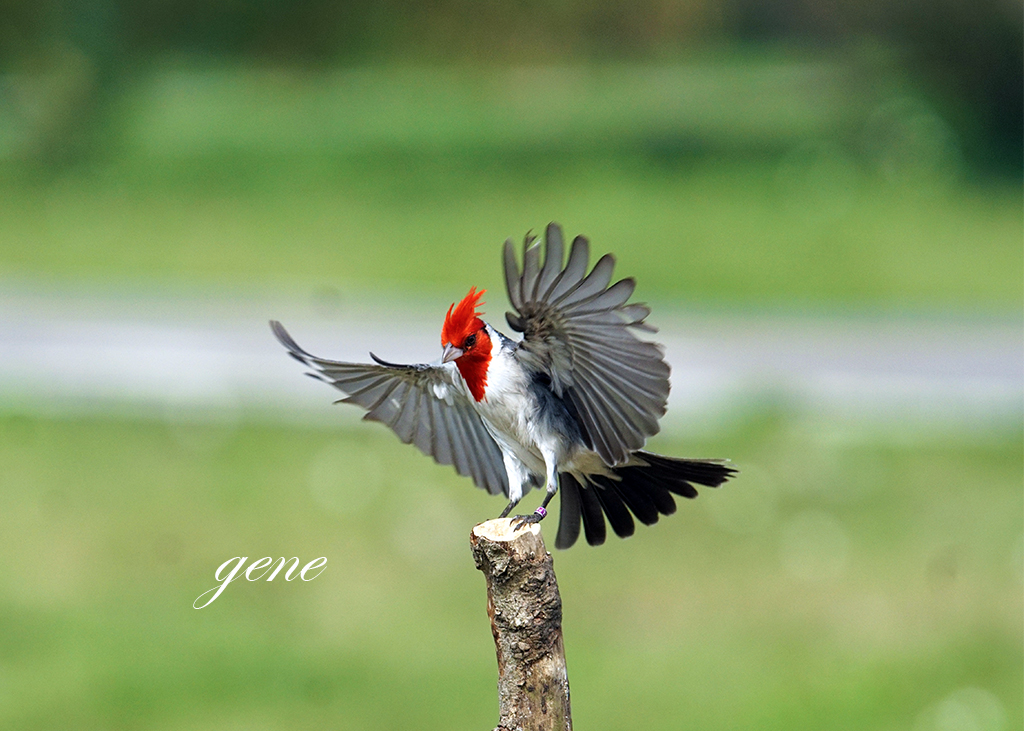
[441,343,464,363]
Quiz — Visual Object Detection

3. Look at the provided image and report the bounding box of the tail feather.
[637,452,736,487]
[554,452,736,549]
[613,478,661,524]
[632,463,697,499]
[594,485,636,540]
[555,474,583,549]
[613,469,677,517]
[577,481,607,547]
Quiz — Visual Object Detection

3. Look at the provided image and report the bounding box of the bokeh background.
[0,2,1021,730]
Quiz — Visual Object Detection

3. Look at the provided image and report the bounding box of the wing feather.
[553,253,615,308]
[563,328,667,373]
[503,224,671,465]
[445,407,480,485]
[503,239,523,311]
[546,235,590,303]
[568,346,668,384]
[619,303,653,326]
[571,350,665,425]
[440,405,474,481]
[364,380,408,432]
[454,403,493,488]
[271,321,507,496]
[563,277,636,315]
[565,386,618,465]
[361,378,403,414]
[569,370,643,448]
[411,389,434,456]
[425,395,453,465]
[340,374,398,406]
[535,222,564,298]
[391,383,423,444]
[521,233,542,301]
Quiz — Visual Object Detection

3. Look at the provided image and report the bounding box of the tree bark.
[470,518,572,731]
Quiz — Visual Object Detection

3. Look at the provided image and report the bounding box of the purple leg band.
[534,506,547,518]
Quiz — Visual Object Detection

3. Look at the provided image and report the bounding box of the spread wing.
[271,321,509,496]
[503,223,670,466]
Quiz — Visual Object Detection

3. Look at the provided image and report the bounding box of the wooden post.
[470,518,573,731]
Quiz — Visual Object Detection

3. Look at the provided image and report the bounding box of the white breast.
[472,327,547,475]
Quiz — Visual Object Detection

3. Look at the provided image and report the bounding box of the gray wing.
[271,321,509,496]
[503,223,670,466]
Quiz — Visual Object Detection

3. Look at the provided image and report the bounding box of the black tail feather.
[634,465,697,499]
[554,453,736,548]
[593,482,636,540]
[555,474,583,550]
[635,452,736,487]
[606,474,662,525]
[615,469,677,518]
[577,481,607,547]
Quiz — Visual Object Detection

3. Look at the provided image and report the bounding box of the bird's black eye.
[464,334,477,349]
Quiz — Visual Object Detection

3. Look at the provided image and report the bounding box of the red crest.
[442,287,486,346]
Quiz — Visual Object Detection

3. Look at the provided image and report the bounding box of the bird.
[271,223,735,549]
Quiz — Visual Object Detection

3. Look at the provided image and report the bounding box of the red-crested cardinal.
[271,223,735,548]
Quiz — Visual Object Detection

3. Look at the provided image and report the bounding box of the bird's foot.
[510,506,547,532]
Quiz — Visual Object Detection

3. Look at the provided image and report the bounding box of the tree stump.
[470,518,572,731]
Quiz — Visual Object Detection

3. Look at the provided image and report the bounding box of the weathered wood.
[470,518,572,731]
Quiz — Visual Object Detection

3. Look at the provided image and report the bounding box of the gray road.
[1,284,1020,435]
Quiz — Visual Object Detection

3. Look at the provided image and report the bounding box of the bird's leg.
[510,456,559,531]
[497,454,528,519]
[497,499,521,519]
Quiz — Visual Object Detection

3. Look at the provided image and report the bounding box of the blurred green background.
[0,1,1021,730]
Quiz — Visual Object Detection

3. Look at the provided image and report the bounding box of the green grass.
[1,411,1019,730]
[0,61,1020,311]
[1,157,1019,312]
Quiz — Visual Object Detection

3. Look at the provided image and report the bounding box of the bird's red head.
[442,287,485,348]
[441,287,491,401]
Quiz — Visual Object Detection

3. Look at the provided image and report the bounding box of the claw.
[510,506,547,532]
[510,514,539,531]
